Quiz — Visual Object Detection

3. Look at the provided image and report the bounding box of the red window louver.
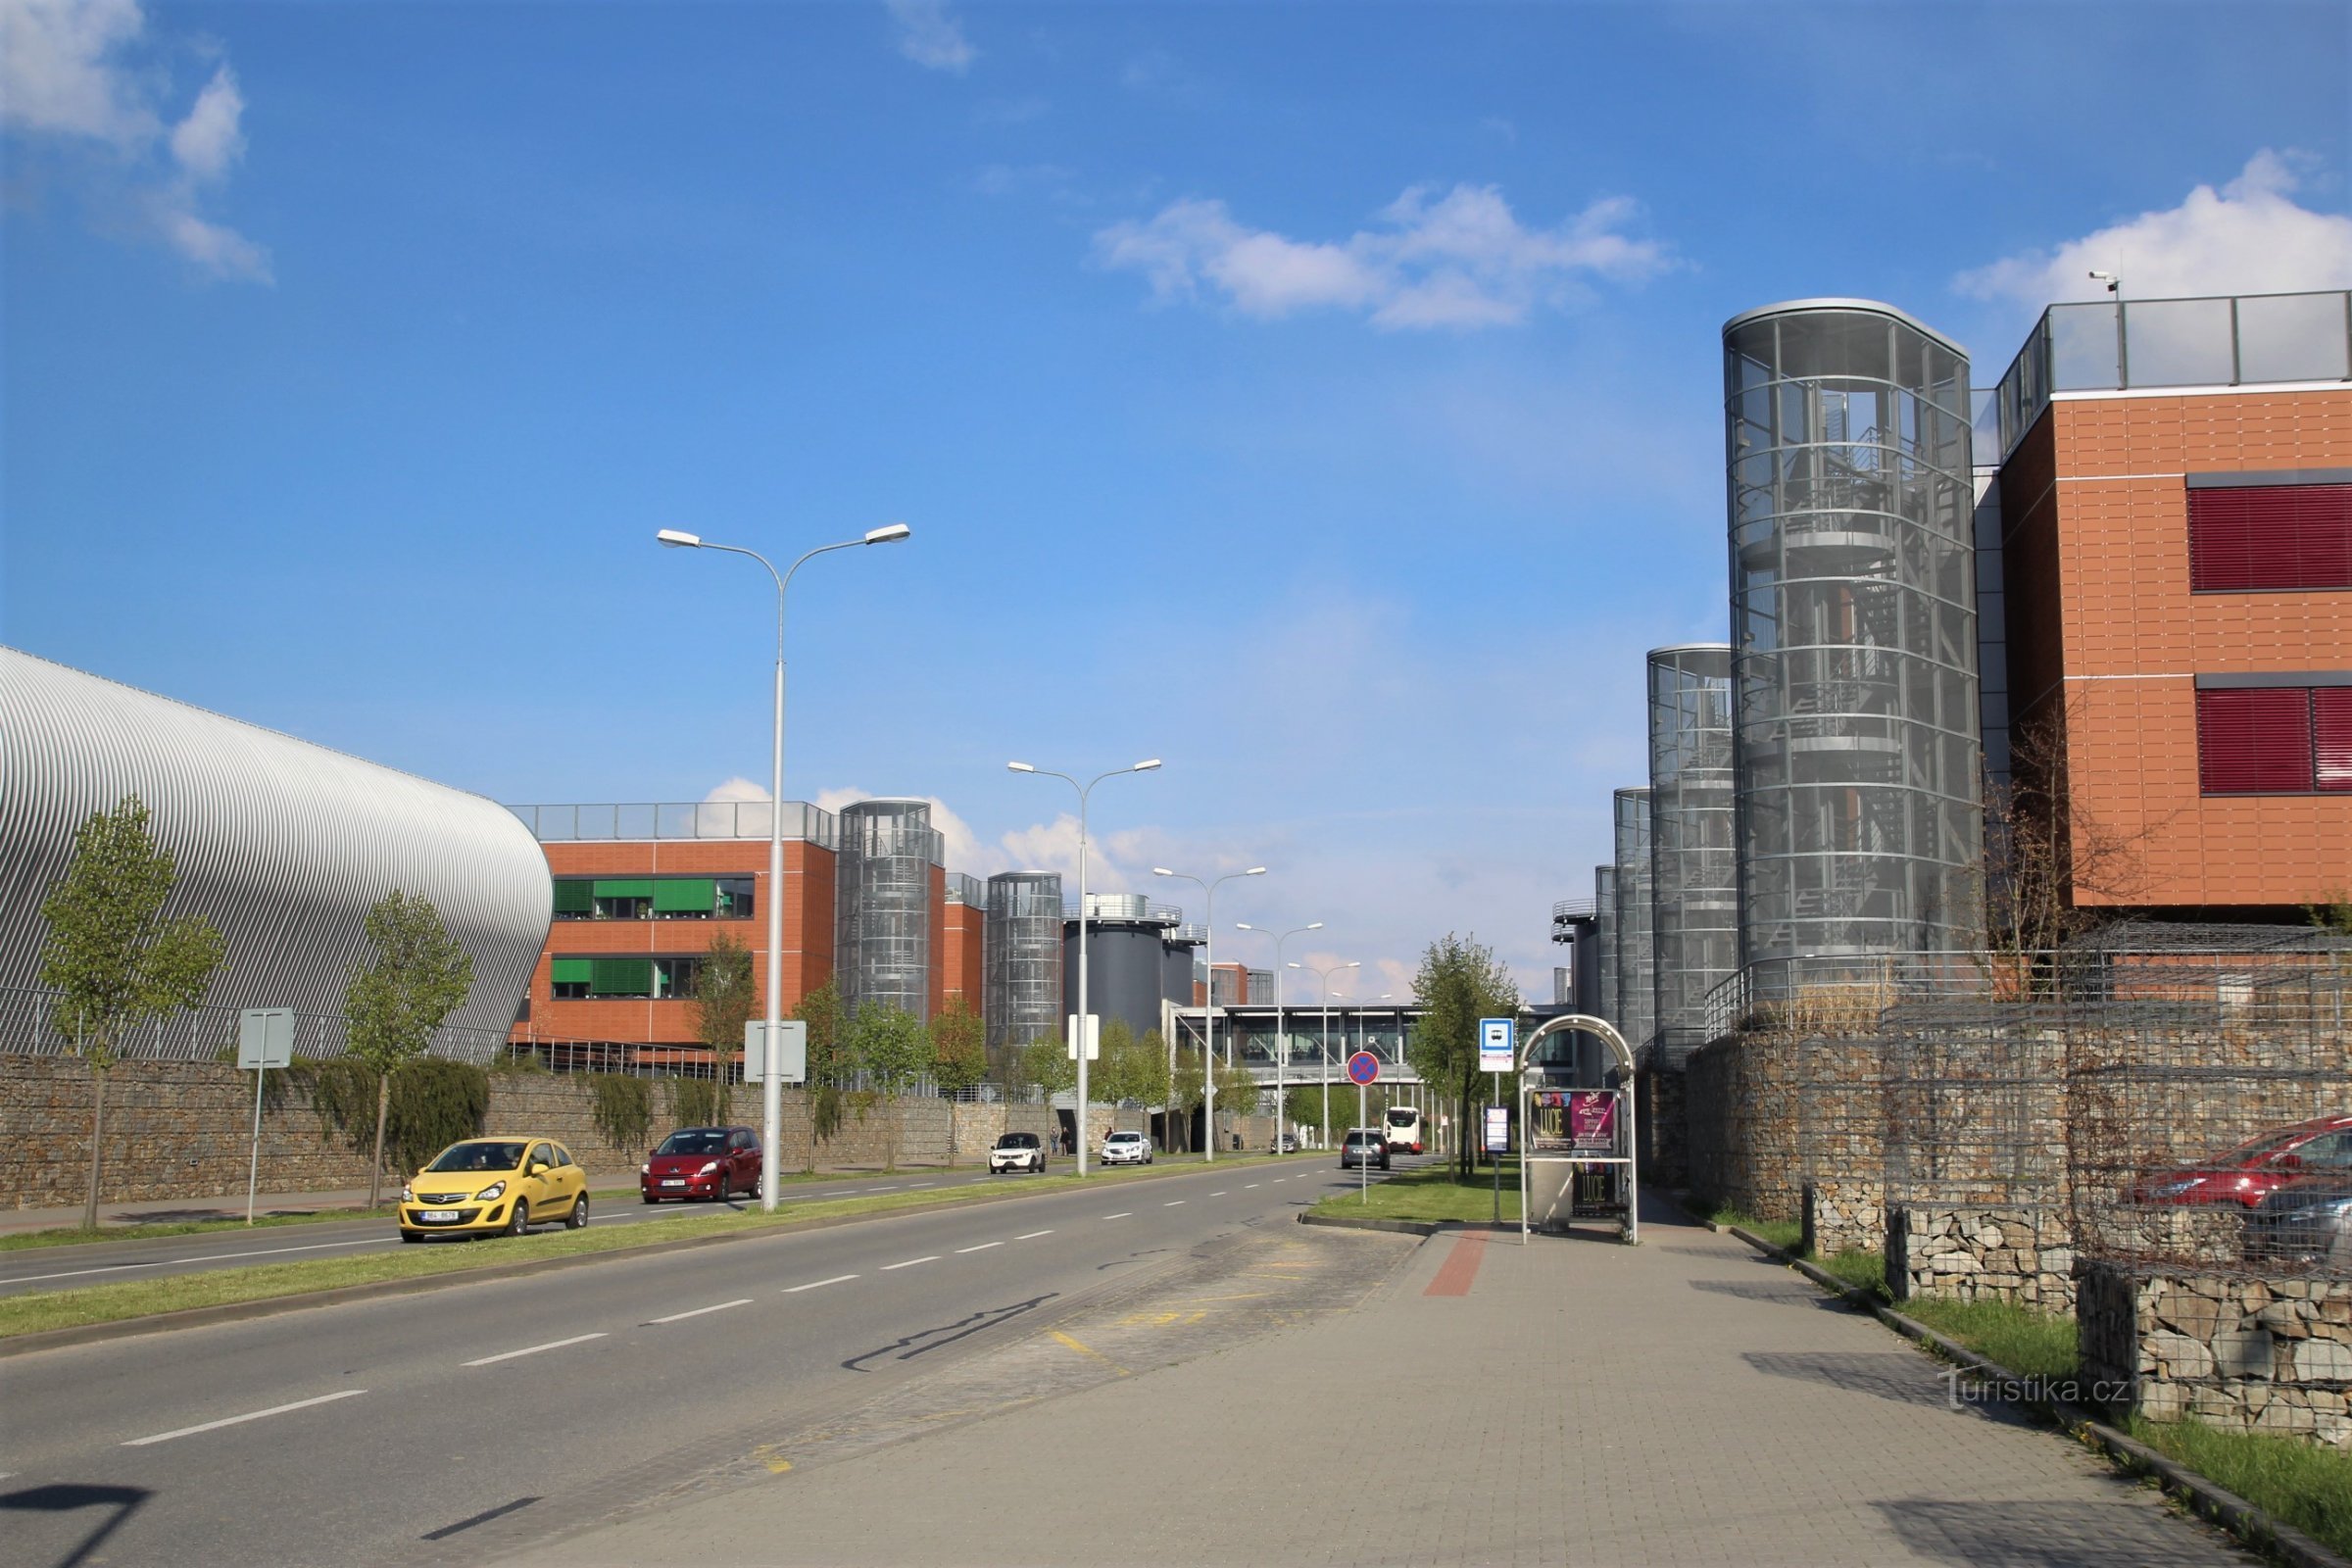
[2196,688,2315,793]
[2188,484,2352,592]
[2318,689,2352,793]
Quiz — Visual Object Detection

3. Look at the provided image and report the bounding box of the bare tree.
[1983,696,2159,959]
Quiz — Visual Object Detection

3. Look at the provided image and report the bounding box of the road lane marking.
[1210,1192,1227,1197]
[1051,1330,1130,1377]
[1102,1212,1132,1220]
[906,1182,936,1190]
[10,1237,398,1285]
[955,1242,1003,1253]
[124,1389,366,1446]
[1015,1230,1053,1240]
[649,1298,753,1324]
[1245,1184,1259,1189]
[785,1274,858,1293]
[881,1255,939,1270]
[464,1333,607,1367]
[1164,1200,1185,1206]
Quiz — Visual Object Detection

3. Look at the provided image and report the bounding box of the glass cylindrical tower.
[983,870,1062,1063]
[835,799,939,1024]
[1723,301,1984,983]
[1647,644,1738,1063]
[1592,864,1618,1032]
[1612,789,1654,1058]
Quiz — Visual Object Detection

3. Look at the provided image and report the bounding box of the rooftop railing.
[510,800,842,848]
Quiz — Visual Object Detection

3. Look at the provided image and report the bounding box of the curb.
[0,1154,1310,1359]
[1716,1219,2348,1568]
[1297,1212,1440,1237]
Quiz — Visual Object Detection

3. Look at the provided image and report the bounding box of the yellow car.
[398,1137,589,1242]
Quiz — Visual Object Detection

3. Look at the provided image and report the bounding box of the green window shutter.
[590,957,655,996]
[550,957,593,984]
[552,881,594,915]
[654,877,717,913]
[593,879,656,900]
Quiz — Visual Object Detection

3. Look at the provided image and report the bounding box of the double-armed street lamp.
[1153,864,1265,1161]
[1008,760,1161,1175]
[1236,921,1320,1152]
[1289,958,1359,1150]
[657,521,911,1211]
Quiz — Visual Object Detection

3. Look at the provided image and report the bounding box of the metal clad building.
[1592,863,1618,1031]
[834,799,941,1023]
[1612,789,1655,1058]
[0,647,550,1055]
[983,870,1061,1058]
[1062,893,1188,1046]
[1647,644,1738,1064]
[1723,301,1984,978]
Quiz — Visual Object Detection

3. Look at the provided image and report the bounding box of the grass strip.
[1809,1247,1889,1300]
[1706,1204,1801,1251]
[2126,1413,2352,1561]
[0,1156,1293,1340]
[1893,1296,2080,1384]
[1307,1159,1523,1225]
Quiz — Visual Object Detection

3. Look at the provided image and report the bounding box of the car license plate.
[661,1179,685,1188]
[419,1209,457,1222]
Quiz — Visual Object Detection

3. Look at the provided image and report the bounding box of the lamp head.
[1006,761,1036,773]
[1286,961,1302,969]
[1152,866,1175,878]
[1344,960,1360,969]
[656,529,702,549]
[1306,921,1324,931]
[1131,759,1162,772]
[864,522,911,544]
[1236,922,1255,931]
[1244,865,1266,876]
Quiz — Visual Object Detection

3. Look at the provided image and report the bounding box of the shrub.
[301,1057,488,1176]
[590,1074,653,1154]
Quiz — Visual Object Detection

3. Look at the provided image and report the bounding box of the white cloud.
[1955,150,2352,306]
[1093,182,1672,329]
[0,0,269,280]
[704,776,771,804]
[168,63,243,180]
[885,0,974,74]
[810,787,988,877]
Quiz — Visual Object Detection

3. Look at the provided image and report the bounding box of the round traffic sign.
[1347,1051,1380,1086]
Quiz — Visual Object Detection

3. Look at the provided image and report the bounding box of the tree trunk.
[369,1070,391,1209]
[81,1063,108,1231]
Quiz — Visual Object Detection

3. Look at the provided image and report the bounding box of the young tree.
[795,978,849,1171]
[1018,1033,1077,1100]
[1213,1054,1260,1152]
[1167,1047,1205,1153]
[691,932,758,1124]
[929,997,989,1098]
[1132,1027,1172,1123]
[37,796,226,1230]
[345,890,475,1206]
[1091,1017,1144,1104]
[1405,933,1519,1177]
[1984,696,2157,963]
[848,1002,930,1170]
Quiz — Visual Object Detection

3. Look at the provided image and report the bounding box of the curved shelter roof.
[0,648,550,1057]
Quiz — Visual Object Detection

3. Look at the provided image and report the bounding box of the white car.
[990,1132,1047,1174]
[1100,1130,1153,1165]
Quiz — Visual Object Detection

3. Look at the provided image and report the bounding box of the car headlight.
[476,1181,507,1202]
[698,1161,721,1175]
[401,1184,413,1202]
[641,1162,652,1175]
[2151,1179,2199,1199]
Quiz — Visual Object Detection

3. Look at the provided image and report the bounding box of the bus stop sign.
[1346,1051,1380,1085]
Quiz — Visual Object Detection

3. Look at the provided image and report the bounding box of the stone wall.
[1685,1028,1882,1221]
[1,1054,1058,1207]
[1803,1180,1886,1257]
[1888,1205,2076,1311]
[1638,1067,1689,1191]
[2080,1260,2352,1446]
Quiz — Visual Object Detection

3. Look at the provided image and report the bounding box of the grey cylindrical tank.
[1161,932,1202,1012]
[1648,644,1737,1064]
[1592,864,1618,1032]
[1613,789,1654,1058]
[835,799,938,1024]
[1723,301,1984,983]
[1063,893,1178,1048]
[984,870,1062,1058]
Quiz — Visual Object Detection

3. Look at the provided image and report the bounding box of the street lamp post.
[1237,921,1320,1152]
[1154,864,1265,1161]
[1009,760,1161,1175]
[658,521,910,1212]
[1289,958,1359,1149]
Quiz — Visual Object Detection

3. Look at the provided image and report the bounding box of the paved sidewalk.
[496,1199,2253,1567]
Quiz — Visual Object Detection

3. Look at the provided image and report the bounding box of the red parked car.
[2130,1114,2352,1207]
[641,1125,763,1203]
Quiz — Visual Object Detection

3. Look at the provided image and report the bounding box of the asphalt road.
[0,1154,1416,1568]
[0,1162,1203,1299]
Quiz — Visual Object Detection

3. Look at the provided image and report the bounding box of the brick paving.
[498,1199,2253,1567]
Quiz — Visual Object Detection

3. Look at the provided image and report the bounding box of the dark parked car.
[641,1125,763,1203]
[1339,1129,1390,1171]
[2245,1173,2352,1268]
[2129,1114,2352,1208]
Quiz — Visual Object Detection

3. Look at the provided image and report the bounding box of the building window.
[2196,685,2352,793]
[551,877,755,920]
[548,956,704,999]
[2188,481,2352,592]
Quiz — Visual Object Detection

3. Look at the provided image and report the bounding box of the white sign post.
[1479,1017,1515,1223]
[743,1019,808,1085]
[237,1008,295,1226]
[1064,1013,1100,1060]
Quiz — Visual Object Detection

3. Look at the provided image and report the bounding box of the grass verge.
[0,1157,1286,1341]
[1896,1296,2079,1383]
[0,1207,405,1250]
[2126,1413,2352,1560]
[1308,1159,1523,1224]
[1810,1247,1889,1300]
[1706,1204,1801,1251]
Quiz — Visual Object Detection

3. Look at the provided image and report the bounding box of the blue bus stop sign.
[1347,1051,1380,1086]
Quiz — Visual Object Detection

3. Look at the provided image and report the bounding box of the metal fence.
[2,985,519,1066]
[509,800,841,848]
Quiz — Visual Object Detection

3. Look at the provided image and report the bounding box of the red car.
[641,1125,763,1203]
[2130,1114,2352,1207]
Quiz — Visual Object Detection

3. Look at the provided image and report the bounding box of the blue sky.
[7,0,2352,1001]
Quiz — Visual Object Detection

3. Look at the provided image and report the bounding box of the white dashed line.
[1102,1212,1132,1220]
[649,1298,752,1324]
[881,1255,939,1270]
[785,1274,858,1293]
[906,1182,936,1190]
[1245,1184,1259,1190]
[1015,1230,1053,1240]
[11,1237,396,1285]
[465,1333,607,1367]
[124,1389,368,1447]
[1164,1200,1185,1206]
[955,1242,1003,1253]
[1210,1192,1227,1197]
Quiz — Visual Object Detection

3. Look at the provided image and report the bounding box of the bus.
[1383,1104,1424,1155]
